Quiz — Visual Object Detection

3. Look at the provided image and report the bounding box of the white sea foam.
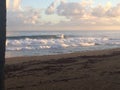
[80,42,95,46]
[6,36,120,51]
[6,31,120,58]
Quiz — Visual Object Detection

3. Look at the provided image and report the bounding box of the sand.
[5,48,120,90]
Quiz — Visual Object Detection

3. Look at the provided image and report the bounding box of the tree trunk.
[0,0,6,90]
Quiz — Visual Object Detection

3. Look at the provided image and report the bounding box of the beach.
[5,48,120,90]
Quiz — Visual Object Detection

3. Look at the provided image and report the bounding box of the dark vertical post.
[0,0,6,90]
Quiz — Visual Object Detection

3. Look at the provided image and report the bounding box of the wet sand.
[5,48,120,90]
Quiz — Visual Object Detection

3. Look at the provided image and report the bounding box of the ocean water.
[6,30,120,58]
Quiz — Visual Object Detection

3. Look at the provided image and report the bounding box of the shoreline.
[5,48,120,90]
[6,48,120,65]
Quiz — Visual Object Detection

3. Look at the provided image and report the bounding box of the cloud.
[7,0,40,25]
[7,0,120,30]
[57,2,87,18]
[107,3,120,17]
[7,7,41,30]
[46,0,120,18]
[45,0,120,27]
[7,0,21,10]
[92,2,120,17]
[46,0,93,19]
[45,0,69,15]
[6,0,10,9]
[21,8,41,24]
[13,0,21,10]
[92,5,107,17]
[45,0,59,14]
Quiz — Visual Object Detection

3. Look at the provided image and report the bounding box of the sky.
[7,0,120,31]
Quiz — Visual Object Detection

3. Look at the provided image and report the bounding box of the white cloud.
[13,0,21,10]
[45,0,120,27]
[6,0,10,9]
[46,0,120,18]
[92,5,107,17]
[45,2,56,14]
[7,0,21,10]
[21,8,41,24]
[7,7,41,31]
[107,3,120,17]
[7,0,120,30]
[46,0,93,19]
[57,2,85,17]
[45,0,60,14]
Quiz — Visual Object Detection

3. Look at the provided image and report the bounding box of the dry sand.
[5,48,120,90]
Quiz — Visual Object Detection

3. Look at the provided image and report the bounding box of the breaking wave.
[6,34,120,51]
[7,34,67,40]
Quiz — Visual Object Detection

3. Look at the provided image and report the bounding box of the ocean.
[6,30,120,58]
